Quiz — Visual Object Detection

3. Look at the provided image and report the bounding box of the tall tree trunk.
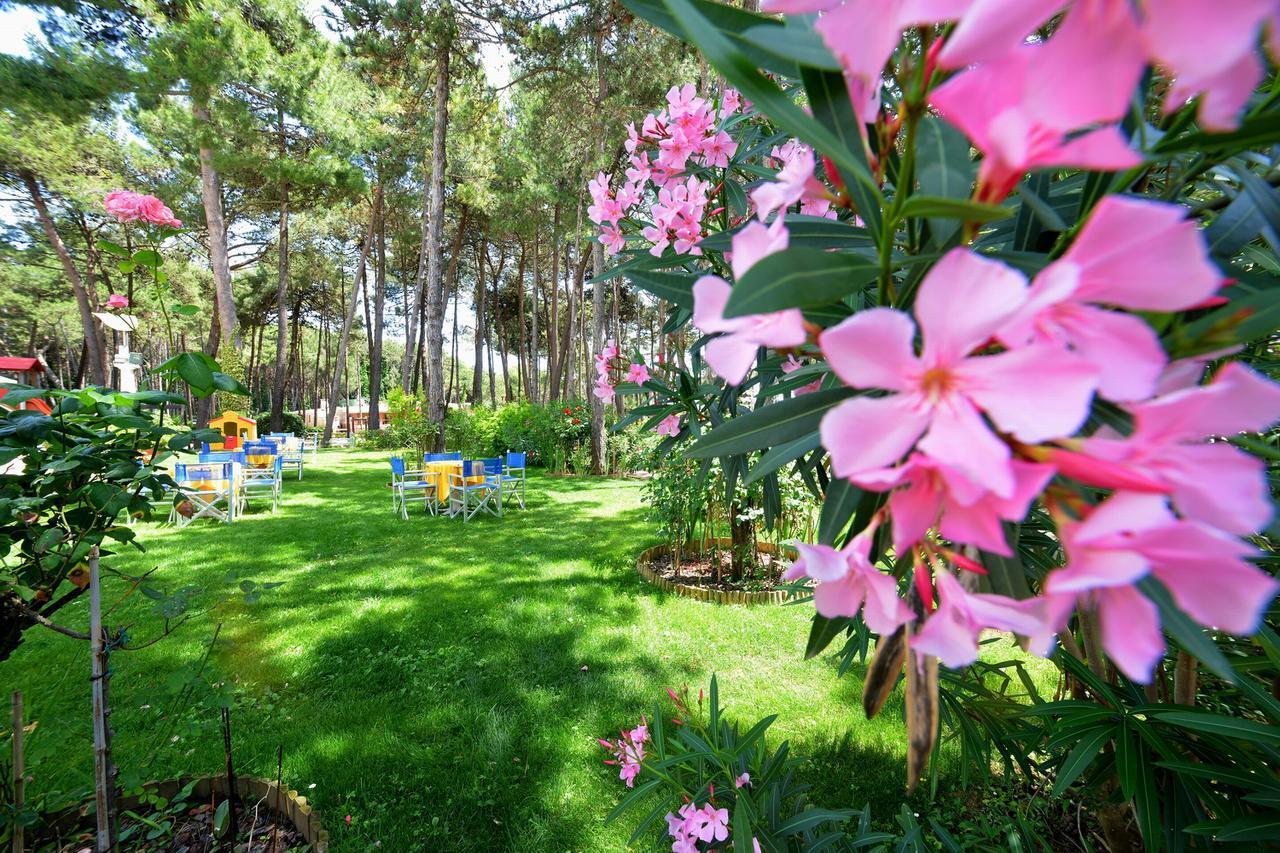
[192,91,239,351]
[21,171,106,386]
[323,219,376,445]
[515,240,528,399]
[530,228,540,403]
[369,183,385,431]
[424,31,451,448]
[548,203,561,399]
[270,106,290,431]
[590,22,609,475]
[472,236,486,403]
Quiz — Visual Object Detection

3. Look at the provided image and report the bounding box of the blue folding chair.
[242,442,282,512]
[200,450,246,466]
[492,451,527,510]
[391,456,437,519]
[172,462,236,526]
[448,460,500,522]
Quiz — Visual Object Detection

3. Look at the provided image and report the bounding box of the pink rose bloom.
[818,249,1097,498]
[912,570,1049,669]
[1079,363,1280,536]
[929,6,1144,203]
[104,190,181,227]
[782,532,913,634]
[625,363,650,384]
[1044,492,1278,682]
[105,293,129,309]
[655,414,682,438]
[998,196,1221,401]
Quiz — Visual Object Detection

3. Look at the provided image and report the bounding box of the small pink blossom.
[1144,0,1278,131]
[1078,363,1280,536]
[625,362,650,384]
[781,355,821,395]
[593,377,615,403]
[692,275,807,385]
[105,293,129,310]
[720,87,742,118]
[783,531,913,634]
[734,772,751,789]
[751,143,827,220]
[819,249,1097,498]
[853,454,1053,556]
[690,803,730,844]
[655,414,682,438]
[1043,492,1278,682]
[913,570,1049,669]
[729,216,789,279]
[929,8,1144,203]
[599,224,625,256]
[998,196,1221,401]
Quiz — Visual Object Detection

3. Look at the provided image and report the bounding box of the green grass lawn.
[6,450,1052,850]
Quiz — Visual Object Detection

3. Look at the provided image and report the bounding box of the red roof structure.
[0,357,41,372]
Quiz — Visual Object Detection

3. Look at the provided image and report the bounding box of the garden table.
[423,459,485,505]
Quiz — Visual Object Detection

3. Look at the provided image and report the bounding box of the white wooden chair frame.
[392,460,437,519]
[448,469,501,522]
[241,458,281,513]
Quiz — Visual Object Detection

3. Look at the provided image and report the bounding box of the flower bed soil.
[635,540,797,604]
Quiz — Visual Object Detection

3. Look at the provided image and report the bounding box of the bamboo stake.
[89,547,116,851]
[11,690,24,853]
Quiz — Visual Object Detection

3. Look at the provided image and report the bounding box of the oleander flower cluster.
[588,84,745,257]
[592,3,1280,688]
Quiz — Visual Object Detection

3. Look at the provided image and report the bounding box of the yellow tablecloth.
[246,454,274,469]
[422,460,486,504]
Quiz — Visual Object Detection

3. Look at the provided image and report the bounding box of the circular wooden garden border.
[37,775,330,851]
[635,538,796,605]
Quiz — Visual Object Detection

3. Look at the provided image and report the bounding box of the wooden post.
[11,690,24,853]
[89,547,116,851]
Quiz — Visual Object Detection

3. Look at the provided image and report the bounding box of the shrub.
[254,410,304,436]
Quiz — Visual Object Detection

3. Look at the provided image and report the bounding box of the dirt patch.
[647,547,787,594]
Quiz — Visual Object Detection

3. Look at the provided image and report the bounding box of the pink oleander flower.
[811,0,975,121]
[734,772,751,789]
[720,87,742,118]
[729,216,789,279]
[818,249,1097,498]
[625,363,650,384]
[642,177,711,256]
[603,719,650,788]
[600,339,619,362]
[782,531,913,633]
[1043,491,1278,681]
[692,217,803,384]
[1079,363,1280,535]
[1144,0,1279,131]
[751,143,827,220]
[588,172,624,226]
[692,276,806,384]
[998,196,1221,401]
[105,293,129,310]
[593,377,615,403]
[852,454,1053,556]
[781,354,822,395]
[937,0,1062,68]
[697,129,738,168]
[104,190,182,227]
[689,803,730,844]
[912,570,1049,669]
[655,414,682,438]
[599,224,625,256]
[929,6,1144,203]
